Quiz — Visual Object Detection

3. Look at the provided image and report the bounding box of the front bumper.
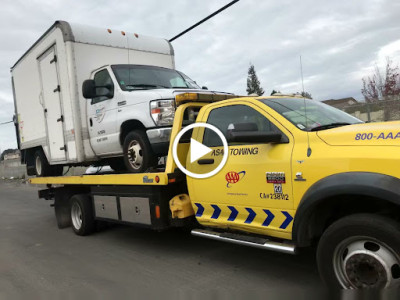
[147,127,172,155]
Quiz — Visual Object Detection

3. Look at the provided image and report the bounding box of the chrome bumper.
[146,127,172,144]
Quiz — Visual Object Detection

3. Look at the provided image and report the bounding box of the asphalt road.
[0,180,323,297]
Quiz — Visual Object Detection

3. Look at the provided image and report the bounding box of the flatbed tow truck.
[31,92,400,289]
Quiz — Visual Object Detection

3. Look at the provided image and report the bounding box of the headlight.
[150,99,175,126]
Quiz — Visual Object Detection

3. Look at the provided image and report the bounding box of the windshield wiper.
[310,122,351,131]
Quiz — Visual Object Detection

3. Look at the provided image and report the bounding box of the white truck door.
[38,47,66,161]
[86,68,120,155]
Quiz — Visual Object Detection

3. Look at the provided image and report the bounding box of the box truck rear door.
[38,47,66,162]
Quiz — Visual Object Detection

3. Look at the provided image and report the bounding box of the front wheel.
[123,130,157,173]
[317,214,400,289]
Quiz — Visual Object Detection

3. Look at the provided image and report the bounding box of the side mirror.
[82,80,96,99]
[227,122,282,144]
[202,86,208,90]
[82,80,113,99]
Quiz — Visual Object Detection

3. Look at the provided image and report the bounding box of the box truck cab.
[82,63,204,173]
[11,21,214,176]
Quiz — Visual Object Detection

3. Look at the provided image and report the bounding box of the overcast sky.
[0,0,400,151]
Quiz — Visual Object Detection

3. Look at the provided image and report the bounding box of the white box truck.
[11,20,218,176]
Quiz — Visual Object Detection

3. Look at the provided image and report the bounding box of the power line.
[0,121,13,126]
[169,0,240,42]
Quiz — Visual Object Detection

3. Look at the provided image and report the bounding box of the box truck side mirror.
[82,80,97,99]
[82,80,114,100]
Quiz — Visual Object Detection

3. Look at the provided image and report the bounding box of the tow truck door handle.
[197,159,214,165]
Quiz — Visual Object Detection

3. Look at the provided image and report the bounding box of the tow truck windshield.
[111,64,201,91]
[260,97,362,131]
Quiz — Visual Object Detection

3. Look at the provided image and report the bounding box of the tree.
[301,91,312,99]
[246,64,264,96]
[361,57,400,103]
[271,89,281,95]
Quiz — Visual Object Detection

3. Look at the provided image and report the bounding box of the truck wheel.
[33,149,64,177]
[123,130,157,173]
[70,194,95,236]
[317,214,400,289]
[34,149,51,177]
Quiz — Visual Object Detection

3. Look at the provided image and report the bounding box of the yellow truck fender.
[293,172,400,247]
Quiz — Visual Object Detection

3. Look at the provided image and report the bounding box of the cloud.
[0,0,400,150]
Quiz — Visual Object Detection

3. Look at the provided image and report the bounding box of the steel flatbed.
[30,172,174,186]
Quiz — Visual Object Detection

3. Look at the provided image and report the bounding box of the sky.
[0,0,400,151]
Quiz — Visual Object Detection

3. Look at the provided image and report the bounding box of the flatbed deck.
[29,172,174,186]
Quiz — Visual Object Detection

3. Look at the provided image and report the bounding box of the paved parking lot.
[0,180,323,297]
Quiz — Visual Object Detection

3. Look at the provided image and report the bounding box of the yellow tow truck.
[31,93,400,289]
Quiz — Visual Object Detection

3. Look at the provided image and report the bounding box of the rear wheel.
[123,130,157,173]
[317,214,400,289]
[33,149,63,177]
[70,194,95,236]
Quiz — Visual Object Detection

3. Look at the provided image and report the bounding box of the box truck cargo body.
[11,21,181,176]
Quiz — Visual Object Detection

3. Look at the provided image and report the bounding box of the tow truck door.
[186,101,295,238]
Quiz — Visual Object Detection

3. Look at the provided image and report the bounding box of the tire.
[70,194,95,236]
[317,214,400,289]
[123,130,157,173]
[109,158,126,173]
[33,149,63,177]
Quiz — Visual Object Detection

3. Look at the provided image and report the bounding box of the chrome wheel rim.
[71,202,83,230]
[333,237,400,289]
[127,140,143,170]
[35,156,42,176]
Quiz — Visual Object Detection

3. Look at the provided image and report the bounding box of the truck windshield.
[111,65,200,91]
[260,98,363,131]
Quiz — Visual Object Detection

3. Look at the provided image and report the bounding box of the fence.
[0,158,26,179]
[342,99,400,122]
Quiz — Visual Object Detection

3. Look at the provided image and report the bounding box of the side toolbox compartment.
[90,183,186,230]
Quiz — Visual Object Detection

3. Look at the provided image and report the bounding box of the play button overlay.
[190,138,212,163]
[172,122,228,179]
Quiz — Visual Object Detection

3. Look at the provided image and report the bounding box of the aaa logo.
[225,171,246,188]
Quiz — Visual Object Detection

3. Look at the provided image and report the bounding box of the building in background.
[4,150,20,161]
[322,97,358,110]
[322,97,400,123]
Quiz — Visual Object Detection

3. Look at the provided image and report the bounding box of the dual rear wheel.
[70,194,95,236]
[33,149,63,177]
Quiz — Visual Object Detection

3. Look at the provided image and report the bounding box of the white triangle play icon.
[190,138,212,163]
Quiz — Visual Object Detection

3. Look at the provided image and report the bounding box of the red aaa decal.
[225,171,246,187]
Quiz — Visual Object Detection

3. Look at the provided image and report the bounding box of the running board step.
[191,229,296,255]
